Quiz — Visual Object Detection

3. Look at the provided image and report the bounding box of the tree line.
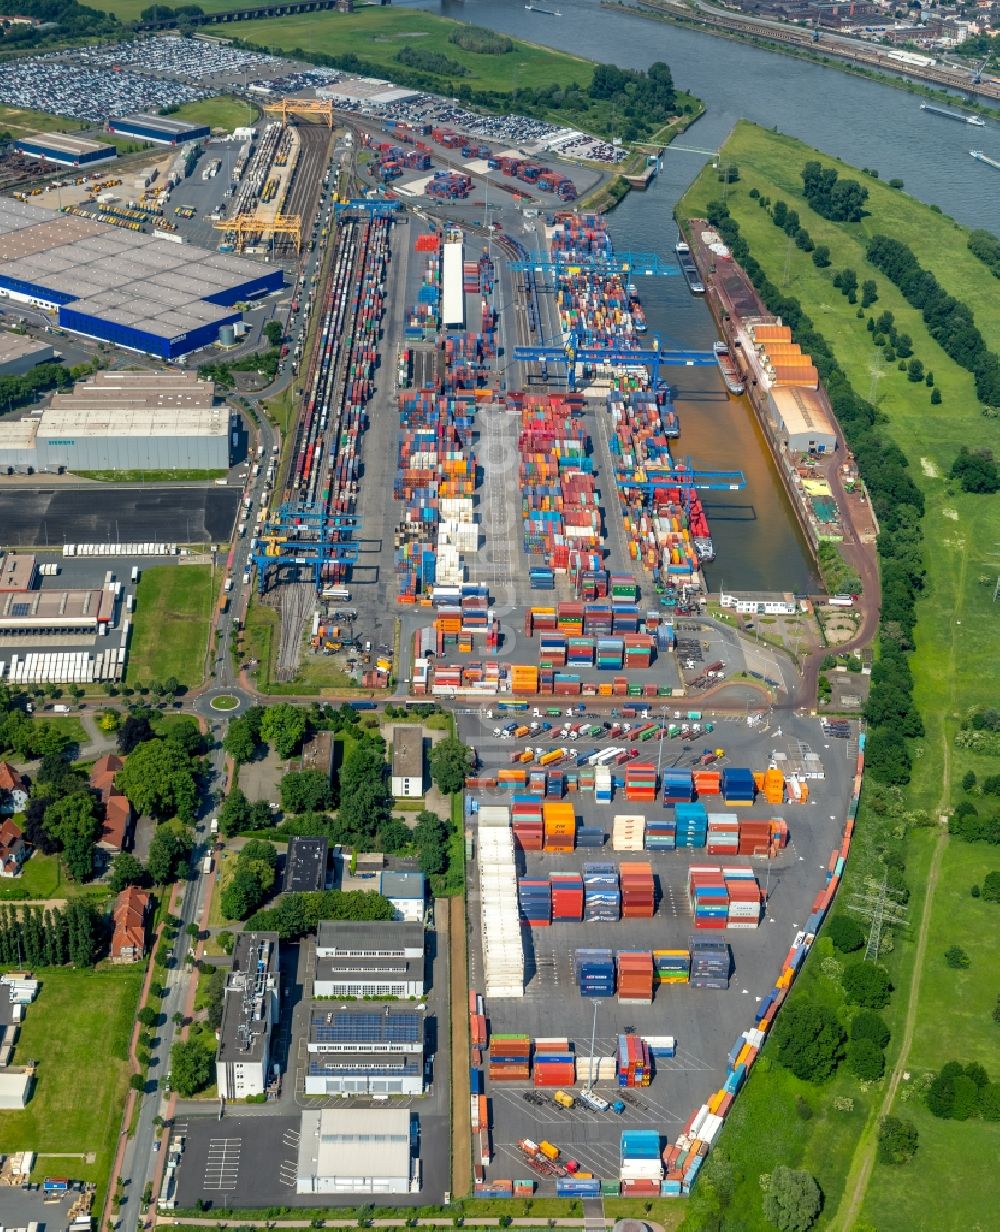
[865,233,1000,406]
[704,199,924,787]
[0,901,102,968]
[800,160,868,222]
[968,228,1000,281]
[244,888,393,941]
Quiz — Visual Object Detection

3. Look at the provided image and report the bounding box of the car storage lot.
[460,711,857,1188]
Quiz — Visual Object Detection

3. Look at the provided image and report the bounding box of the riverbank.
[608,0,1000,116]
[676,121,1000,1232]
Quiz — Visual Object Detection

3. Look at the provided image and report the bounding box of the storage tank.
[218,323,237,347]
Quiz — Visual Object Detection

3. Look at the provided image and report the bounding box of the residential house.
[110,885,150,963]
[0,818,26,877]
[0,761,27,814]
[89,753,133,857]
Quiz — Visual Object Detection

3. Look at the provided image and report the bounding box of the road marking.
[203,1137,241,1190]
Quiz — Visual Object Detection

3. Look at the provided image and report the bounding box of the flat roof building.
[379,870,426,923]
[0,551,116,636]
[441,239,464,331]
[16,132,116,167]
[215,931,279,1100]
[0,331,55,376]
[0,371,228,473]
[296,1107,415,1195]
[0,198,281,358]
[314,920,424,1000]
[305,1003,425,1097]
[391,727,424,799]
[284,836,329,894]
[107,113,210,145]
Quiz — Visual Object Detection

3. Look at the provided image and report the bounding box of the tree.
[203,966,228,1030]
[169,1037,214,1098]
[219,786,251,837]
[877,1116,918,1164]
[907,358,925,383]
[428,736,472,795]
[137,1006,158,1028]
[850,1010,890,1050]
[338,741,392,845]
[44,791,101,882]
[280,769,333,814]
[117,713,154,755]
[842,962,892,1009]
[250,799,274,830]
[116,738,199,821]
[109,852,148,893]
[260,703,307,759]
[220,865,267,920]
[217,929,235,954]
[223,716,258,766]
[846,1037,885,1081]
[414,809,449,877]
[945,945,971,969]
[827,915,865,953]
[130,1072,146,1093]
[264,320,283,348]
[761,1166,822,1232]
[147,822,193,884]
[982,872,1000,902]
[771,1000,846,1082]
[860,279,878,309]
[812,245,831,269]
[961,770,977,791]
[950,447,1000,495]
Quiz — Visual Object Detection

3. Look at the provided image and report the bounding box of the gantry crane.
[251,505,360,595]
[615,463,747,499]
[510,251,680,277]
[513,333,715,391]
[214,214,302,255]
[263,97,334,128]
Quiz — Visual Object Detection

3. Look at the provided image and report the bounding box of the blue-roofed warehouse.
[0,198,281,359]
[107,113,209,145]
[16,132,117,167]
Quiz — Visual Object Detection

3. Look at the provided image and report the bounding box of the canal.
[414,0,1000,589]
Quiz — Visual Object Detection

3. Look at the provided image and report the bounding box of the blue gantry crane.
[615,463,747,499]
[251,504,361,595]
[334,198,400,217]
[510,251,679,276]
[513,333,716,391]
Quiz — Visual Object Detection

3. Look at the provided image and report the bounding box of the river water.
[409,0,1000,589]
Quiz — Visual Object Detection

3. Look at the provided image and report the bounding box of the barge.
[675,240,705,294]
[971,148,1000,171]
[920,102,986,127]
[713,340,744,395]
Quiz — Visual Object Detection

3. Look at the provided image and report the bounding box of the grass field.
[170,96,258,132]
[678,121,1000,1232]
[0,968,143,1205]
[77,468,226,483]
[0,103,84,136]
[235,9,592,94]
[127,564,215,689]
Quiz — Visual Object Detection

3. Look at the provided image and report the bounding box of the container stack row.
[487,1033,530,1083]
[478,808,524,998]
[687,867,763,929]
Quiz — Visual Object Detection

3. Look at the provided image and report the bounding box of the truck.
[130,565,140,583]
[552,1090,575,1110]
[578,1089,626,1114]
[209,818,219,836]
[538,1140,560,1161]
[202,855,213,874]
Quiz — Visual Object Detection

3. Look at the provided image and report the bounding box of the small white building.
[379,870,426,923]
[296,1107,415,1194]
[215,932,279,1100]
[719,590,800,616]
[391,727,424,798]
[0,1070,32,1109]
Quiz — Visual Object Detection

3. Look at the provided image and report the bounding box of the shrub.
[842,961,892,1009]
[847,1037,885,1081]
[828,915,865,953]
[877,1115,918,1164]
[850,1010,890,1050]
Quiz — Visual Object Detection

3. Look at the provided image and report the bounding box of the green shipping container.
[601,1179,621,1196]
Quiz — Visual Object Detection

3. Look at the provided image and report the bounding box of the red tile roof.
[111,886,149,960]
[90,753,124,797]
[0,761,24,793]
[99,791,131,852]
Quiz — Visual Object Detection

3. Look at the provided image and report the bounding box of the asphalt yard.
[0,485,241,547]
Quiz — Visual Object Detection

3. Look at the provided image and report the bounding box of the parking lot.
[459,710,858,1188]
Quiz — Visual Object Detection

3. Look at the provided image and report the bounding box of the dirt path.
[834,543,964,1230]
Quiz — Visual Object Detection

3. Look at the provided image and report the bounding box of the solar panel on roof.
[10,603,29,617]
[312,1012,421,1044]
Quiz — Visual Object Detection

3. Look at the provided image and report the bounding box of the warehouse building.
[0,371,228,472]
[767,386,837,455]
[215,931,280,1100]
[296,1107,415,1195]
[441,238,464,330]
[0,198,281,358]
[0,331,55,376]
[107,113,210,145]
[305,1003,425,1096]
[15,132,117,168]
[0,551,117,637]
[314,920,425,1000]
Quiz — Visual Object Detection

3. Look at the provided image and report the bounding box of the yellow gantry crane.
[263,97,335,128]
[214,214,302,255]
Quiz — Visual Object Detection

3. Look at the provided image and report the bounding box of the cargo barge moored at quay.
[713,340,744,395]
[675,239,705,294]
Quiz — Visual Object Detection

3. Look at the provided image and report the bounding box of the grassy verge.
[127,564,216,688]
[74,469,227,483]
[0,967,144,1213]
[677,121,1000,1232]
[0,851,110,902]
